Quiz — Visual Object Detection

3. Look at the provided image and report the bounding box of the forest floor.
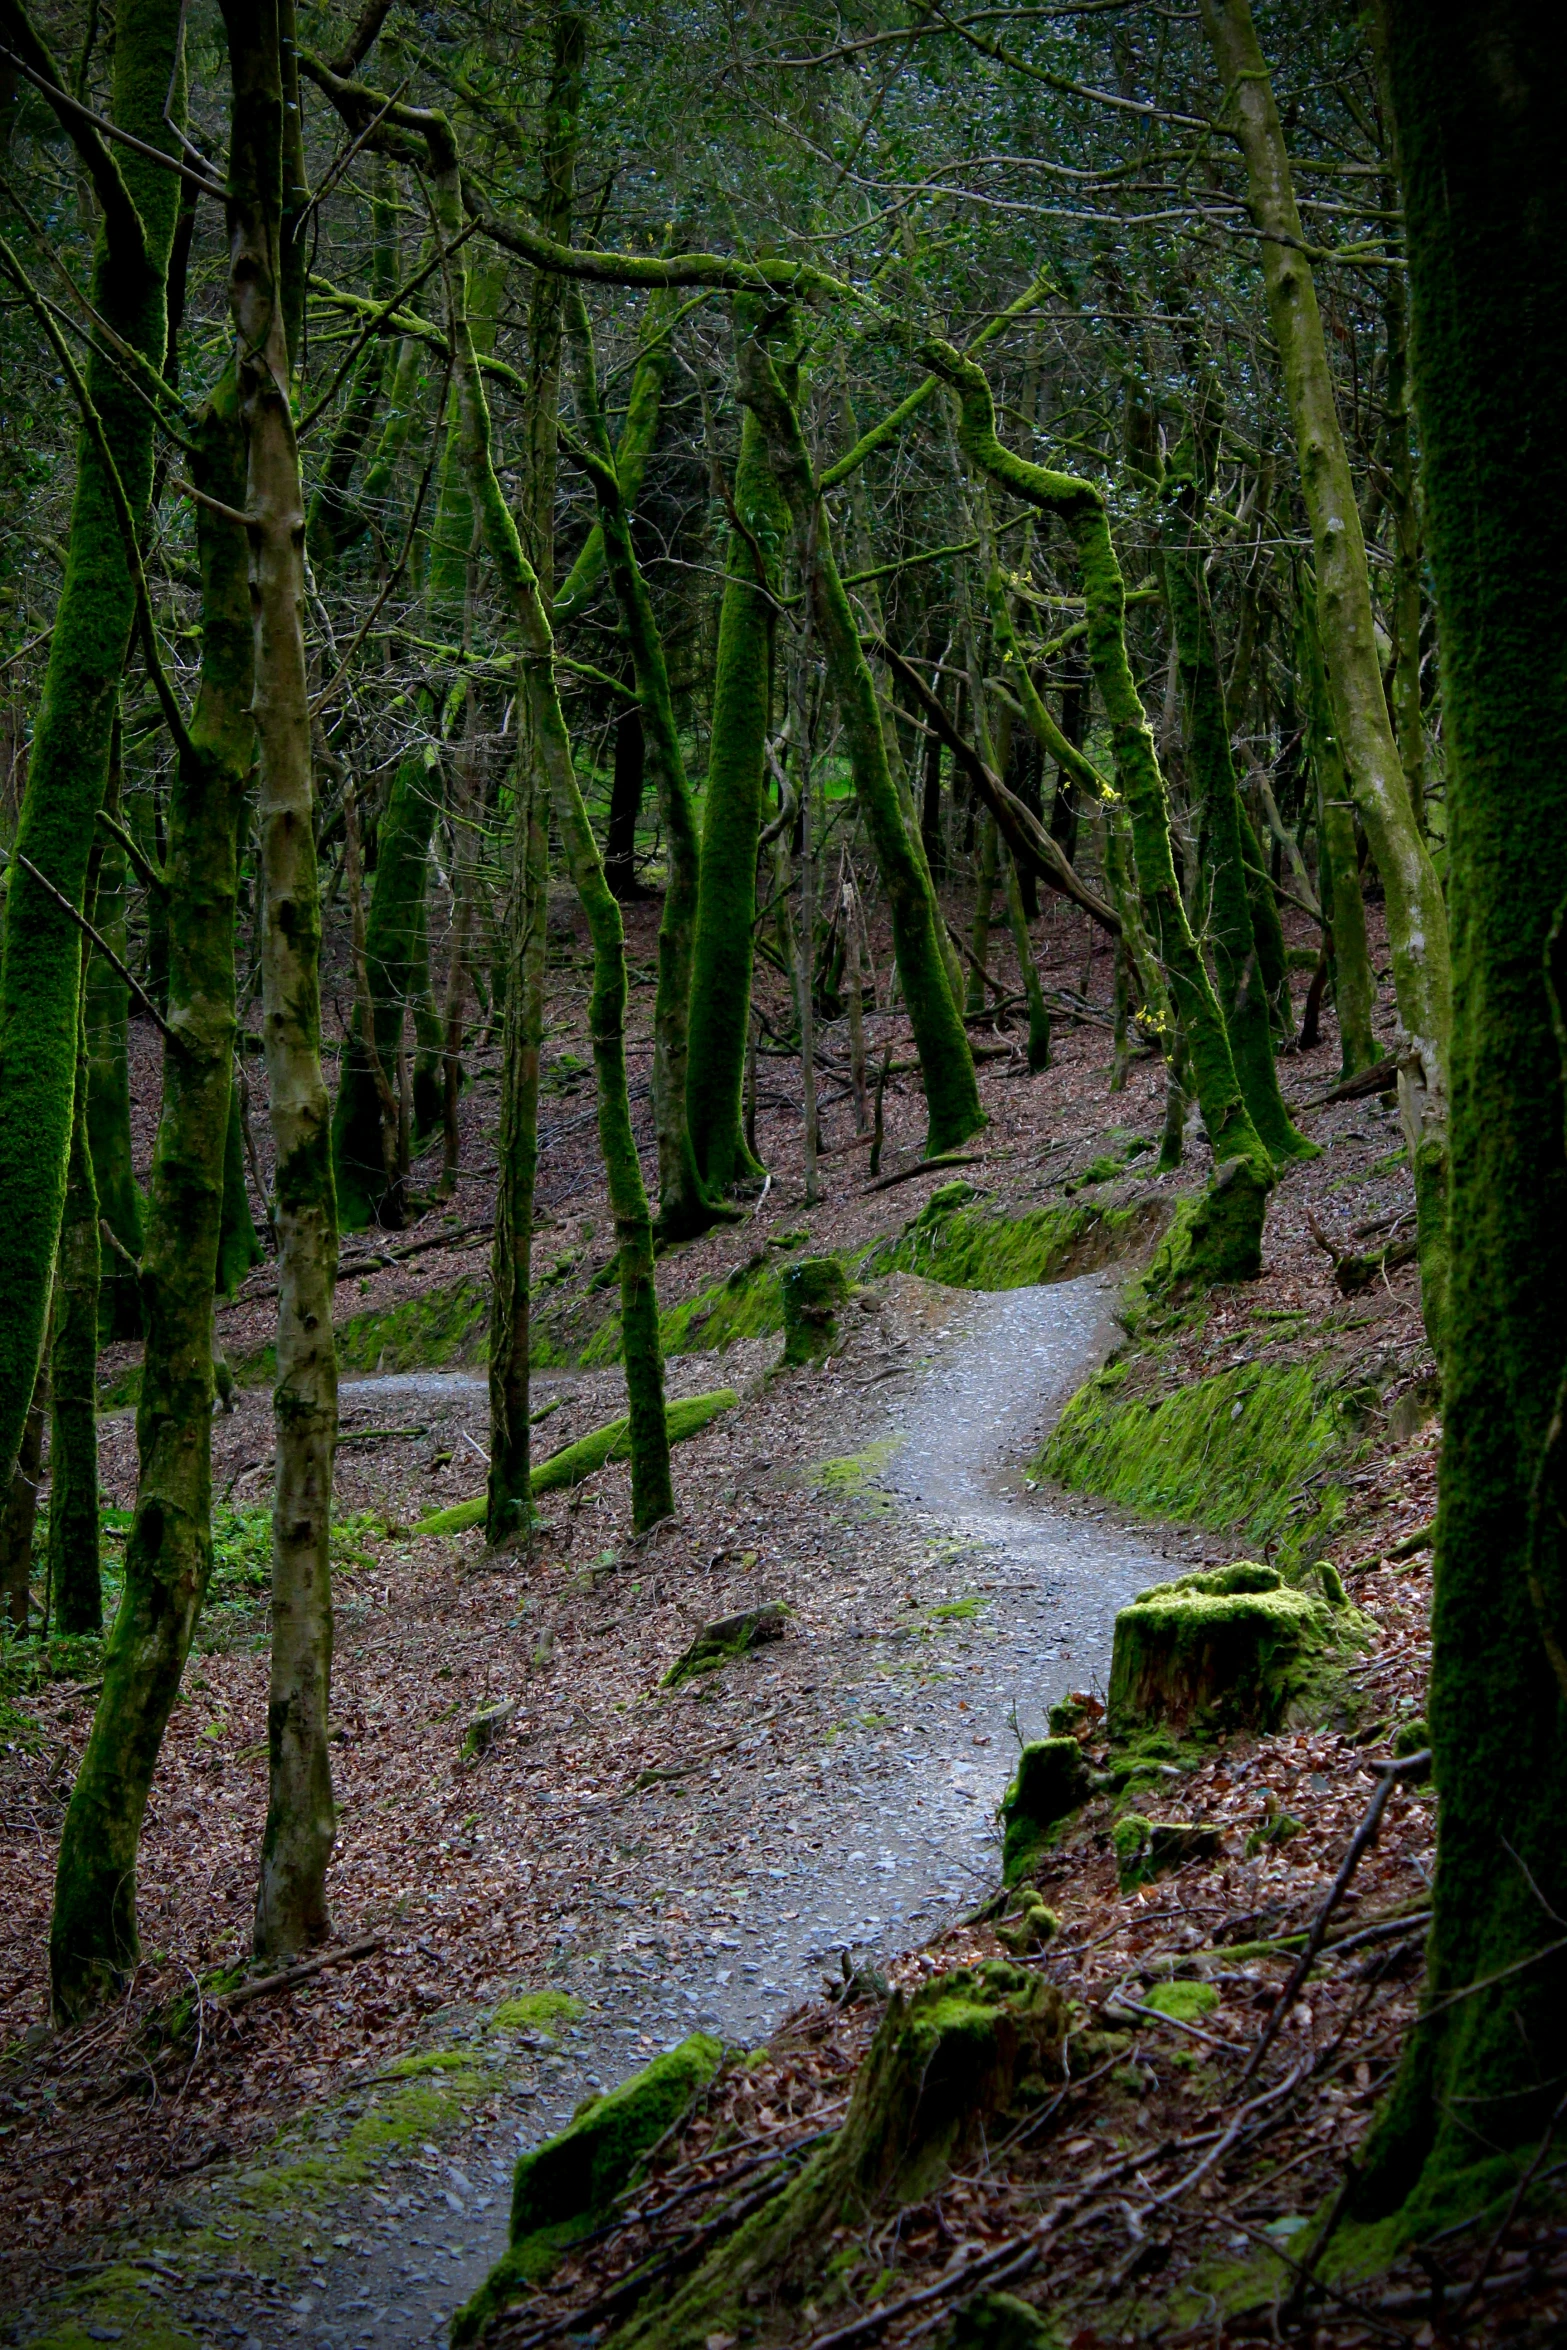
[6,884,1545,2348]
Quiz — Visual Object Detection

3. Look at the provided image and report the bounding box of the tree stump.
[780,1256,849,1365]
[1108,1559,1350,1737]
[998,1737,1091,1883]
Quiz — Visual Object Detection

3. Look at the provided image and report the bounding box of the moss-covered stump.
[1107,1560,1353,1738]
[996,1886,1060,1956]
[1113,1813,1224,1892]
[663,1601,790,1686]
[453,2033,723,2346]
[1138,1156,1271,1303]
[609,1964,1067,2350]
[944,2290,1060,2350]
[999,1737,1091,1884]
[780,1256,849,1366]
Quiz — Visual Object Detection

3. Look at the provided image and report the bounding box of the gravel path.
[172,1274,1174,2350]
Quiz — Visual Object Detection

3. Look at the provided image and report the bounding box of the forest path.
[168,1274,1176,2350]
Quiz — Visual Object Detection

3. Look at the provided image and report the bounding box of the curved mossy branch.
[433,163,674,1533]
[50,364,254,2019]
[924,340,1271,1199]
[566,293,733,1242]
[1160,444,1312,1163]
[553,288,675,629]
[685,373,779,1193]
[49,1016,102,1635]
[0,0,185,1491]
[736,325,983,1160]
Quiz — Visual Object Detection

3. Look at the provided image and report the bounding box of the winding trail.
[173,1274,1176,2350]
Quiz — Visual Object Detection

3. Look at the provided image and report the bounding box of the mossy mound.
[1142,1978,1219,2025]
[1035,1356,1360,1568]
[453,2032,723,2346]
[944,2290,1061,2350]
[1134,1157,1271,1303]
[413,1389,738,1536]
[855,1183,1152,1291]
[607,1964,1068,2350]
[999,1737,1091,1884]
[1113,1813,1224,1891]
[1107,1560,1360,1738]
[663,1601,790,1686]
[780,1255,850,1365]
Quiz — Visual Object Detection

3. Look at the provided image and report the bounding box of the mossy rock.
[944,2289,1061,2350]
[995,1887,1061,1956]
[998,1737,1091,1885]
[413,1389,738,1537]
[1108,1560,1358,1739]
[663,1601,790,1686]
[1036,1356,1360,1570]
[452,2032,723,2346]
[1113,1813,1224,1892]
[780,1255,850,1365]
[608,1964,1068,2350]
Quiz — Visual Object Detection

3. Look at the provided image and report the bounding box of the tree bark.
[223,0,339,1958]
[0,0,184,1487]
[1354,0,1567,2227]
[48,1024,102,1635]
[1201,0,1450,1338]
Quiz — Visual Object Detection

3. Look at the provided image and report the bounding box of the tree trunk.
[49,361,254,2019]
[1161,445,1311,1163]
[604,702,648,902]
[1353,0,1567,2229]
[0,1371,45,1637]
[685,390,778,1192]
[49,1027,102,1635]
[87,728,146,1342]
[1299,585,1379,1077]
[930,341,1272,1271]
[0,0,184,1487]
[224,0,339,1958]
[737,324,983,1160]
[966,814,1000,1016]
[1201,0,1450,1340]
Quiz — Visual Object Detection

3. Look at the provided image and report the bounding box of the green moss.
[413,1389,737,1535]
[453,2033,722,2346]
[1037,1356,1362,1568]
[999,1738,1091,1885]
[811,1437,904,1517]
[1107,1562,1363,1739]
[1141,1979,1219,2024]
[488,1989,583,2033]
[855,1188,1140,1291]
[1113,1814,1223,1892]
[944,2291,1061,2350]
[663,1601,790,1686]
[780,1255,850,1365]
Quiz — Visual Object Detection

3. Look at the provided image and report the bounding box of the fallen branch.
[865,1151,986,1195]
[214,1933,384,2014]
[1298,1052,1397,1109]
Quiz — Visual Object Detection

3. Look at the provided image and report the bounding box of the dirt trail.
[136,1275,1178,2350]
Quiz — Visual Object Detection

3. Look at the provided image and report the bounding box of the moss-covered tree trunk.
[1298,585,1379,1078]
[1161,447,1311,1163]
[486,754,548,1546]
[425,152,674,1533]
[305,158,396,568]
[87,733,146,1341]
[685,391,779,1191]
[0,1371,45,1637]
[49,1026,102,1635]
[566,293,728,1242]
[224,0,339,1958]
[929,342,1271,1271]
[1353,0,1567,2231]
[0,0,184,1489]
[737,326,984,1159]
[49,364,254,2019]
[1201,0,1450,1340]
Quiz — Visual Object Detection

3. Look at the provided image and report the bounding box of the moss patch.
[1142,1979,1219,2025]
[855,1186,1153,1291]
[487,1990,583,2033]
[810,1436,905,1516]
[1036,1357,1363,1568]
[1108,1561,1363,1738]
[999,1738,1091,1885]
[453,2033,723,2346]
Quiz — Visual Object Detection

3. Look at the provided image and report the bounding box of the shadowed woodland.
[0,0,1564,2343]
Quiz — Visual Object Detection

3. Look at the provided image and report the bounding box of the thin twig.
[14,855,186,1056]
